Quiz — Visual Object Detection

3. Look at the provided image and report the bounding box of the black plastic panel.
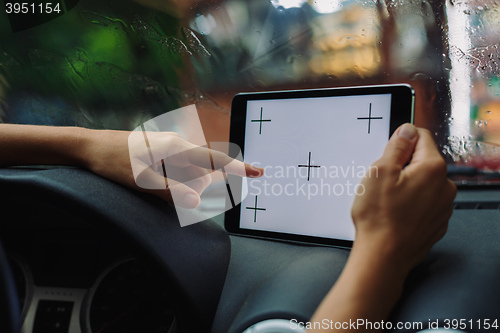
[0,167,231,332]
[215,202,500,333]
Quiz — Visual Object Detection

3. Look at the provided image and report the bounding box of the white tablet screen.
[239,94,392,241]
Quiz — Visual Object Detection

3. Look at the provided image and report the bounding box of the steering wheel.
[0,239,20,333]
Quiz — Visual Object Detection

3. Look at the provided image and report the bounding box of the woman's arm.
[309,124,456,332]
[0,124,88,167]
[0,124,263,207]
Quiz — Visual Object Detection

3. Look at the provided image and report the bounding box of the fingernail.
[248,165,264,177]
[183,193,200,209]
[398,123,417,141]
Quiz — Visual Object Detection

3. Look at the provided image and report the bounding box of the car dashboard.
[1,167,500,333]
[5,226,177,333]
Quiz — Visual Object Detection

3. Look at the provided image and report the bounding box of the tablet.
[225,84,414,248]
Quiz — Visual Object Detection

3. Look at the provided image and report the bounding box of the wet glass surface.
[1,0,500,184]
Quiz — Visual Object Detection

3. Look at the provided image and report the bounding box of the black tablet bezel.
[225,84,415,248]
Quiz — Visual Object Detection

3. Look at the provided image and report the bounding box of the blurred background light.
[309,0,343,14]
[270,0,307,9]
[192,14,217,35]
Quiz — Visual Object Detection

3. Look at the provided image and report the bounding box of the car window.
[1,0,499,184]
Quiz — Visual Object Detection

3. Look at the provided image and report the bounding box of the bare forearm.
[0,124,90,167]
[309,238,407,332]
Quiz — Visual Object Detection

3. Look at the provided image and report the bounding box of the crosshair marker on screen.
[357,103,383,134]
[246,196,266,222]
[251,107,271,134]
[298,152,322,181]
